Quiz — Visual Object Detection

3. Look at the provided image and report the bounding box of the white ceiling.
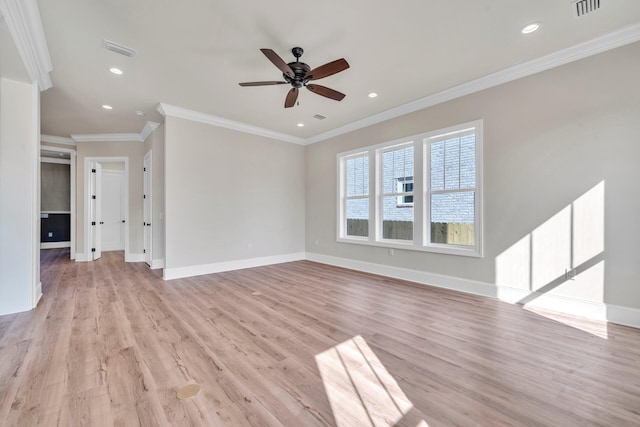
[26,0,640,140]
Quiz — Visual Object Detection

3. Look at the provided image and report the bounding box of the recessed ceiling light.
[522,23,540,34]
[102,104,113,110]
[135,110,145,116]
[368,92,378,98]
[297,123,304,127]
[109,67,123,75]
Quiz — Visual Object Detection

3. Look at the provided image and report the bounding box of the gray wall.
[164,116,305,270]
[41,162,70,211]
[305,41,640,310]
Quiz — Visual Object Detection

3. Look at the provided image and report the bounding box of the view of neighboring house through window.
[396,177,414,206]
[381,144,414,240]
[337,120,482,257]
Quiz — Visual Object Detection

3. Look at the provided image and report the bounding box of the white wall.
[0,78,41,315]
[305,42,640,319]
[163,116,305,278]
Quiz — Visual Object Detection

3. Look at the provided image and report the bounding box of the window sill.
[337,236,482,258]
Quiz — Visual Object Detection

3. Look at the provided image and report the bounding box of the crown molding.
[306,22,640,145]
[140,121,160,140]
[40,134,75,146]
[0,0,52,91]
[71,133,143,143]
[69,121,160,143]
[157,103,306,145]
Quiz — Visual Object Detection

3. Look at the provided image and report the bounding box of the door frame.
[90,161,103,260]
[143,150,152,266]
[84,156,129,261]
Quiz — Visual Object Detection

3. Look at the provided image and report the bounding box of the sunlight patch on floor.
[523,306,609,339]
[315,335,428,426]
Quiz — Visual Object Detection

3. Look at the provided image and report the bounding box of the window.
[342,153,369,237]
[380,144,414,240]
[428,130,476,247]
[337,120,482,257]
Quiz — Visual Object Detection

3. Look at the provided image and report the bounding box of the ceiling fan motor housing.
[285,61,311,88]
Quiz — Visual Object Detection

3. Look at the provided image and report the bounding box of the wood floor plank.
[1,250,639,426]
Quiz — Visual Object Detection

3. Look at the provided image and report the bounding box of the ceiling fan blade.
[306,58,349,81]
[261,48,295,78]
[239,81,288,87]
[306,84,346,101]
[284,87,299,108]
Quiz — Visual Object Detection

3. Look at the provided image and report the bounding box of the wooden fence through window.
[346,219,474,245]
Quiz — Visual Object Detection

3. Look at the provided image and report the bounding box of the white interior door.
[90,161,102,260]
[101,170,124,251]
[143,151,152,266]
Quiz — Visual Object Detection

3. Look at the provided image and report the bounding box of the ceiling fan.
[239,47,349,108]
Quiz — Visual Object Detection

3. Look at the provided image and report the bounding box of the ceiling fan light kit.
[239,47,350,108]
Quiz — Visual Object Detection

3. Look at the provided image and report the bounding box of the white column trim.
[0,0,52,90]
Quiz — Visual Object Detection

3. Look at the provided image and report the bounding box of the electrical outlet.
[565,268,576,281]
[389,249,394,256]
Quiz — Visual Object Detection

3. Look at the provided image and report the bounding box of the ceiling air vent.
[572,0,601,18]
[103,39,136,57]
[313,114,327,120]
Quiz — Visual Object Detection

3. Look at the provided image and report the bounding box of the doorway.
[101,168,125,252]
[84,157,129,261]
[40,146,76,260]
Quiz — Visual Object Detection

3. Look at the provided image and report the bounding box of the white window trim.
[337,120,483,258]
[337,151,370,240]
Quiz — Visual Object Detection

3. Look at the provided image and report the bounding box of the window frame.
[338,151,371,241]
[337,120,483,257]
[377,142,416,243]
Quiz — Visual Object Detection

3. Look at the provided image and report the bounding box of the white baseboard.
[606,304,640,329]
[306,252,499,297]
[305,252,640,329]
[150,258,165,270]
[163,252,306,280]
[40,241,70,249]
[75,252,89,262]
[125,253,145,263]
[34,281,42,307]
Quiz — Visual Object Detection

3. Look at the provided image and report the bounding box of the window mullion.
[369,149,377,241]
[431,187,475,195]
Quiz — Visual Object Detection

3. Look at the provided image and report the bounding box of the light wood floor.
[1,249,639,426]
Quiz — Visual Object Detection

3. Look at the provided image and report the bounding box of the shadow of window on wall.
[495,181,606,338]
